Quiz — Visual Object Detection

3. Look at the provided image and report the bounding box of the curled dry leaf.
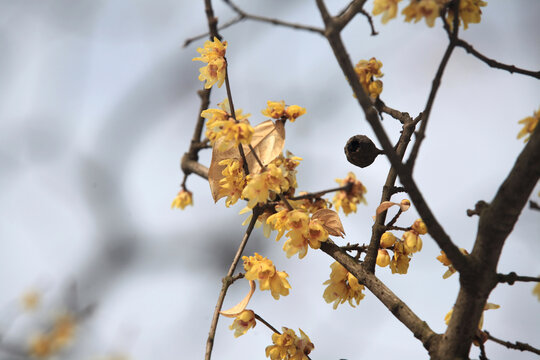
[208,120,286,202]
[375,199,411,216]
[312,209,345,237]
[220,280,256,318]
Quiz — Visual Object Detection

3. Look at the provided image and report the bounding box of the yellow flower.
[436,248,469,278]
[517,108,539,143]
[242,253,291,299]
[265,328,313,360]
[307,219,329,249]
[283,231,309,259]
[402,0,441,27]
[447,0,487,30]
[218,159,246,207]
[354,58,384,99]
[380,231,397,248]
[373,0,402,24]
[262,100,286,119]
[333,172,367,215]
[403,230,423,254]
[411,218,428,235]
[171,189,193,209]
[284,105,306,122]
[242,164,290,208]
[21,290,40,311]
[229,310,256,337]
[533,281,540,301]
[192,37,228,89]
[376,249,391,267]
[215,122,254,152]
[267,209,290,241]
[28,313,77,358]
[389,242,410,274]
[323,262,365,309]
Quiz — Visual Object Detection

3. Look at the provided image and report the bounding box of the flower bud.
[376,249,390,267]
[380,231,397,248]
[412,218,427,235]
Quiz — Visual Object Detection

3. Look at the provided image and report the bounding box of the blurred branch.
[484,331,540,356]
[530,200,540,211]
[222,0,324,35]
[184,15,244,48]
[497,272,540,285]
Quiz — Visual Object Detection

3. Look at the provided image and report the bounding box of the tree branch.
[320,240,439,351]
[497,272,540,285]
[184,15,244,48]
[485,331,540,356]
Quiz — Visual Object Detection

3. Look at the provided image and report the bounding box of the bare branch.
[485,331,540,356]
[530,200,540,211]
[222,0,324,35]
[183,15,244,48]
[205,207,261,360]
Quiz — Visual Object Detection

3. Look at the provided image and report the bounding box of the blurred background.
[0,1,538,359]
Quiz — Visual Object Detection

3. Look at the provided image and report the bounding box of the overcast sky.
[0,1,539,360]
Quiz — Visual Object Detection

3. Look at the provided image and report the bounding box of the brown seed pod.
[344,135,383,168]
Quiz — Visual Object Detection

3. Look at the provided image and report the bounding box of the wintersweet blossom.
[517,108,539,143]
[372,0,402,24]
[533,282,540,301]
[284,105,306,122]
[21,290,40,311]
[354,58,384,98]
[402,0,441,27]
[203,99,252,150]
[333,172,367,215]
[376,249,391,267]
[265,328,313,360]
[436,248,469,278]
[171,189,193,209]
[218,159,246,207]
[242,253,291,299]
[389,241,410,274]
[242,164,290,208]
[28,313,77,358]
[229,310,256,337]
[447,0,487,30]
[262,100,286,119]
[192,37,227,89]
[380,231,397,248]
[323,262,365,309]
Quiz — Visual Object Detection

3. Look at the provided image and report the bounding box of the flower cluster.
[333,172,367,215]
[243,253,291,300]
[373,0,487,29]
[171,189,193,210]
[229,310,257,337]
[354,58,383,99]
[323,262,365,309]
[517,107,539,143]
[436,248,469,278]
[192,37,227,89]
[202,99,253,152]
[376,219,427,274]
[218,158,246,207]
[262,101,306,122]
[28,313,76,358]
[266,208,339,259]
[265,328,314,360]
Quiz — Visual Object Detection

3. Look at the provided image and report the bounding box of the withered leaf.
[219,280,256,318]
[208,120,285,202]
[312,209,345,237]
[375,200,411,216]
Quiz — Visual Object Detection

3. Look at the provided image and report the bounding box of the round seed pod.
[344,135,383,168]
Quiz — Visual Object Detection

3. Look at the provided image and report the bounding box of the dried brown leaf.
[376,201,398,216]
[208,140,241,202]
[219,280,256,318]
[312,209,345,237]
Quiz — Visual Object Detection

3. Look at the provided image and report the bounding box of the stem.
[205,207,261,360]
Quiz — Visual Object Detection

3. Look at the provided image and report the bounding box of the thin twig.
[484,331,540,356]
[406,3,460,172]
[289,184,351,200]
[375,98,415,124]
[184,15,244,48]
[385,209,402,227]
[205,207,261,360]
[222,0,324,35]
[530,200,540,211]
[497,272,540,285]
[254,313,280,334]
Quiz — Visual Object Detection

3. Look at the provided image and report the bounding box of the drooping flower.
[265,327,313,360]
[218,158,246,207]
[229,310,256,337]
[333,172,367,215]
[389,241,410,274]
[376,249,391,267]
[372,0,402,24]
[402,0,441,27]
[436,248,469,278]
[403,230,423,254]
[517,108,539,143]
[242,253,291,300]
[354,58,384,98]
[323,262,365,309]
[192,37,228,89]
[242,164,290,208]
[380,231,397,248]
[446,0,487,30]
[171,189,193,209]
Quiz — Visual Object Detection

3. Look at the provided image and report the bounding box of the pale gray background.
[0,1,538,359]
